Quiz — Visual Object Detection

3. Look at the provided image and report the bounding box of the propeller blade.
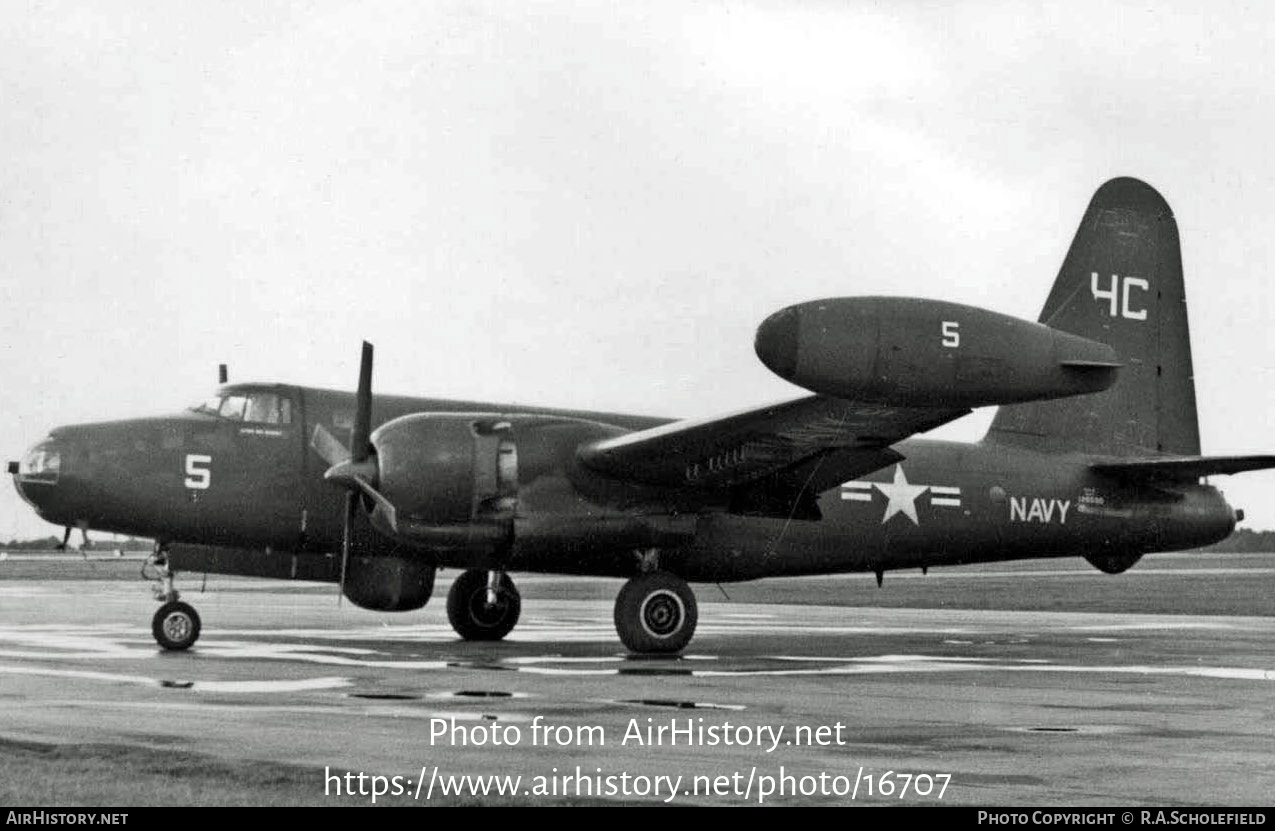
[351,341,373,463]
[338,492,355,606]
[332,341,386,607]
[309,424,350,467]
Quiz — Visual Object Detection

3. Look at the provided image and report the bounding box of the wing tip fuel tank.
[755,297,1120,408]
[753,305,799,378]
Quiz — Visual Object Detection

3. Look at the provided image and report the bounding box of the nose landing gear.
[145,544,201,651]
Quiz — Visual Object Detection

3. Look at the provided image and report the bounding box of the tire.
[152,601,201,651]
[447,569,521,641]
[614,572,698,654]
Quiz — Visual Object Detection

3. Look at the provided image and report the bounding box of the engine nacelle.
[1084,552,1142,574]
[754,298,1120,407]
[371,413,517,552]
[342,555,437,611]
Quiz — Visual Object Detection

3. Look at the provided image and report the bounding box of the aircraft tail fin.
[985,177,1200,457]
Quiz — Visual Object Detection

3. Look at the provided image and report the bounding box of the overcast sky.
[3,0,1275,538]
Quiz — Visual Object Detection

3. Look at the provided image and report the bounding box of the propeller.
[323,343,401,603]
[333,342,374,604]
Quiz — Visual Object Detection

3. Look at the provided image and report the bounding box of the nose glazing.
[12,435,65,516]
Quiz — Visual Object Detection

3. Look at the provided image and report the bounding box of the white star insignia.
[873,465,930,525]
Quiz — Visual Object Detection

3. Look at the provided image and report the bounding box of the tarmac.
[1,555,1273,805]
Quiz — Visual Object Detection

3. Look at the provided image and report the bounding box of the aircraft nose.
[11,433,69,518]
[754,307,800,378]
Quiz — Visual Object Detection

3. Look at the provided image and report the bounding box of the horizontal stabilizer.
[1092,455,1275,481]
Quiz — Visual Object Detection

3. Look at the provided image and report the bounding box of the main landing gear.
[447,568,521,641]
[613,572,698,654]
[445,567,699,654]
[145,544,201,651]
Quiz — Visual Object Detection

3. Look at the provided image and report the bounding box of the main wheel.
[614,572,698,654]
[447,569,521,641]
[152,601,201,651]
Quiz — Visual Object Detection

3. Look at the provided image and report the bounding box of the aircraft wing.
[1091,455,1275,482]
[578,395,968,494]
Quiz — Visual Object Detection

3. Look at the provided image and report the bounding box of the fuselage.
[13,382,1236,583]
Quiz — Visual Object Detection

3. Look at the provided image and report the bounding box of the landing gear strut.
[447,569,521,641]
[145,544,201,651]
[614,572,698,654]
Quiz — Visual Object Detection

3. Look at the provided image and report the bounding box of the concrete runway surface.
[1,556,1273,805]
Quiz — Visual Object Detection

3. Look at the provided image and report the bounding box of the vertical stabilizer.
[985,177,1200,456]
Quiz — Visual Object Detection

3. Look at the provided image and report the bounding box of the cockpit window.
[189,393,293,425]
[246,394,291,424]
[219,395,249,420]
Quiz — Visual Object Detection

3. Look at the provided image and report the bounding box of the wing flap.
[1091,455,1275,481]
[578,395,968,491]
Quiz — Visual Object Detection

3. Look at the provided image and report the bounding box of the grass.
[0,737,504,807]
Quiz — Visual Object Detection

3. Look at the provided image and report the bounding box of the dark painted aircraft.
[12,178,1275,653]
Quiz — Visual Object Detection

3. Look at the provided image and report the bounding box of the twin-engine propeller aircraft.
[12,178,1275,654]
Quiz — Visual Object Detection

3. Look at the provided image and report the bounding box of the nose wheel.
[152,601,201,651]
[614,572,698,654]
[447,569,521,641]
[144,544,202,651]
